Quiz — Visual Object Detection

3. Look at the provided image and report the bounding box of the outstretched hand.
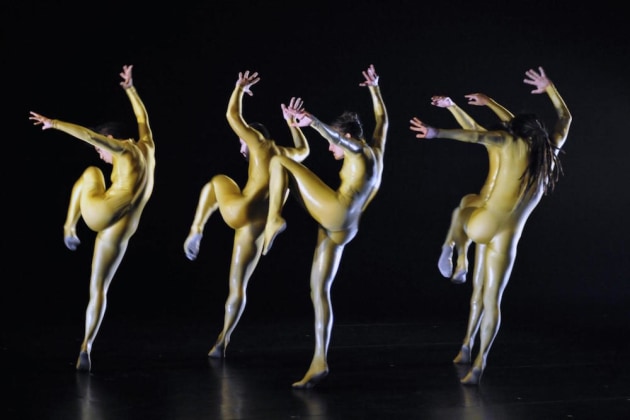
[281,97,305,121]
[465,93,490,106]
[523,66,550,94]
[431,96,455,108]
[290,113,313,128]
[237,70,260,96]
[409,117,438,139]
[359,64,379,87]
[120,64,133,89]
[29,111,53,130]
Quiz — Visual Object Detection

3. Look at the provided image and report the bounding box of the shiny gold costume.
[435,93,514,283]
[262,65,388,388]
[182,71,310,359]
[410,67,571,385]
[30,65,155,372]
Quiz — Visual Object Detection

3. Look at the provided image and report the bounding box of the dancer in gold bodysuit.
[29,65,156,372]
[263,64,388,388]
[409,66,571,385]
[183,71,310,358]
[431,93,514,284]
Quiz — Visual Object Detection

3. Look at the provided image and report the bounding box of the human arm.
[361,64,388,152]
[431,95,484,130]
[465,93,514,122]
[226,70,264,147]
[524,66,572,149]
[121,64,154,149]
[281,96,310,162]
[29,111,127,152]
[409,117,505,145]
[291,111,364,153]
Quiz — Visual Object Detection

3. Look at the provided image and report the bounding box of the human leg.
[64,177,84,251]
[77,224,129,371]
[453,243,486,365]
[461,235,515,385]
[64,166,109,250]
[263,156,343,255]
[440,195,479,283]
[292,228,345,389]
[184,175,241,261]
[262,157,290,255]
[209,224,265,358]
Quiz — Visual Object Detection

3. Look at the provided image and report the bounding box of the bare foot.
[460,367,483,385]
[263,217,286,255]
[438,244,453,278]
[451,269,467,284]
[208,342,225,359]
[292,369,329,389]
[453,345,471,364]
[64,234,81,251]
[184,233,202,261]
[63,226,80,251]
[76,351,91,372]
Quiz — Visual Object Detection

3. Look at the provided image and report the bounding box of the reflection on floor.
[3,308,630,419]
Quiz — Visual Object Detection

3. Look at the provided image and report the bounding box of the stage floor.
[3,310,630,419]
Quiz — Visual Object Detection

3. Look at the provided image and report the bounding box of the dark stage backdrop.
[4,1,629,339]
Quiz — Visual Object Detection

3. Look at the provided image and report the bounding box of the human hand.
[120,64,133,89]
[465,93,489,106]
[431,96,455,108]
[237,70,260,96]
[291,112,313,127]
[282,97,305,121]
[409,117,438,139]
[29,111,53,130]
[359,64,379,87]
[523,66,550,94]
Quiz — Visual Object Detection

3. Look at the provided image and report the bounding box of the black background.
[4,0,629,338]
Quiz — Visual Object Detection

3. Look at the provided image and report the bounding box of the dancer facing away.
[29,64,156,372]
[183,71,310,358]
[262,64,388,388]
[432,93,514,284]
[409,66,571,385]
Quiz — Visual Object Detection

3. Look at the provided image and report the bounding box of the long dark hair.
[504,114,563,195]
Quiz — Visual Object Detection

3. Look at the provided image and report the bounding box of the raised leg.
[263,157,290,255]
[184,181,221,260]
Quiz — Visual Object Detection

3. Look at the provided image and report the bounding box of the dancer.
[263,64,388,388]
[409,66,571,385]
[182,71,310,358]
[432,93,514,284]
[29,64,156,371]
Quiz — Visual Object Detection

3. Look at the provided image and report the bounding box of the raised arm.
[524,66,571,149]
[360,64,388,152]
[121,65,153,149]
[280,96,310,162]
[432,92,514,132]
[226,70,264,147]
[465,93,514,122]
[431,96,484,130]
